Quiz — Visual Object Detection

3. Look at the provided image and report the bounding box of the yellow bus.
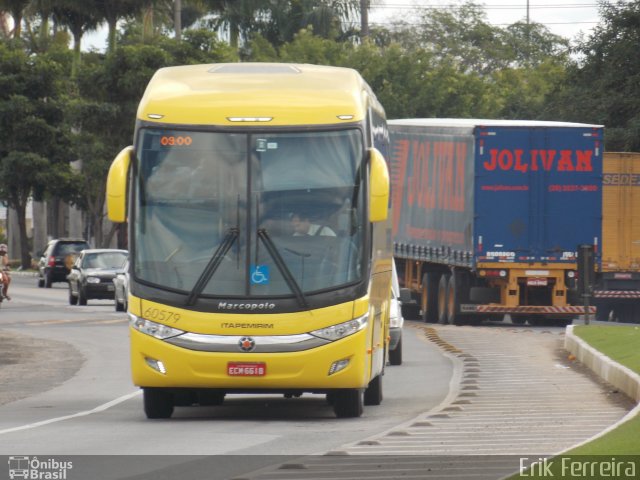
[106,63,393,418]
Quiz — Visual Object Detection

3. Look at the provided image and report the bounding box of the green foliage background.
[1,0,639,266]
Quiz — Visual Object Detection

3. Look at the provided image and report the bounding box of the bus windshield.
[134,128,365,300]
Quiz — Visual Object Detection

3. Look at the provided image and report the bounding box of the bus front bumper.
[130,327,371,391]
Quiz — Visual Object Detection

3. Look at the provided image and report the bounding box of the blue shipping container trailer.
[388,119,603,326]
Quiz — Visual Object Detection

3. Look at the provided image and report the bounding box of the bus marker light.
[227,117,273,122]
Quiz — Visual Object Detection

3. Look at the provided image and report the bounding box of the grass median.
[566,325,640,455]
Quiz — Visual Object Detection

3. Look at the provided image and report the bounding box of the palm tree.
[92,0,140,52]
[204,0,267,48]
[0,0,30,38]
[51,0,99,77]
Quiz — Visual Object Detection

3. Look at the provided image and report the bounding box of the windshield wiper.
[185,227,239,306]
[257,229,308,309]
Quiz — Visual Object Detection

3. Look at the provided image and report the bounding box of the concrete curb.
[558,324,640,453]
[564,324,640,402]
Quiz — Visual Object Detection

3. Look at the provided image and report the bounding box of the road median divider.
[564,324,640,402]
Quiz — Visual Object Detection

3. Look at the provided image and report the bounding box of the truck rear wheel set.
[420,272,439,323]
[427,270,476,326]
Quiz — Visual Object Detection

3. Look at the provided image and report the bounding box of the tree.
[277,27,349,64]
[346,41,501,119]
[0,0,29,38]
[51,0,99,77]
[204,0,264,48]
[0,42,76,267]
[204,0,360,49]
[552,0,640,150]
[389,1,568,76]
[92,0,139,53]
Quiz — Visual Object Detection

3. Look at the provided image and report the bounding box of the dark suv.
[37,238,91,288]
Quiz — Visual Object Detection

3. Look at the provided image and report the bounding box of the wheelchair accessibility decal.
[250,265,270,285]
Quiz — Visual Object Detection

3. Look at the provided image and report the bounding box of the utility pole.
[525,0,531,65]
[360,0,369,40]
[174,0,182,41]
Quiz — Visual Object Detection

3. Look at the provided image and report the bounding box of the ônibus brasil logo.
[8,456,73,480]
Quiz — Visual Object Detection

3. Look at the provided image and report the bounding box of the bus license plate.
[227,362,266,377]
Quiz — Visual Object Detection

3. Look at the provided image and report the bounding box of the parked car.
[67,249,128,306]
[37,238,91,288]
[389,261,409,366]
[113,259,129,312]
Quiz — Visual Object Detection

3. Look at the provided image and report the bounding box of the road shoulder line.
[0,390,141,436]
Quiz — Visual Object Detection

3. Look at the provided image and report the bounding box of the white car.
[389,261,406,366]
[113,259,129,312]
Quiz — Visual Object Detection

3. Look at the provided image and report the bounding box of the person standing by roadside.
[0,244,11,300]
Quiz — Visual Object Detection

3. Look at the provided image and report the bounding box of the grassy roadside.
[572,325,640,374]
[510,325,640,478]
[565,325,640,455]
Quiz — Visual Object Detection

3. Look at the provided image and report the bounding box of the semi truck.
[594,152,640,322]
[388,119,602,326]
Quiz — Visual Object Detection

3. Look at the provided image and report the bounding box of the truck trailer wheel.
[421,272,440,323]
[437,274,451,324]
[447,272,473,326]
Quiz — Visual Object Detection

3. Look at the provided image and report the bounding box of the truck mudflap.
[461,304,596,315]
[593,290,640,298]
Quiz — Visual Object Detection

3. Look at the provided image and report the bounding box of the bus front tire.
[333,389,363,418]
[364,374,383,406]
[143,388,174,419]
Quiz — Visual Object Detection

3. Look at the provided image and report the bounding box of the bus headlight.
[129,314,185,340]
[310,314,368,341]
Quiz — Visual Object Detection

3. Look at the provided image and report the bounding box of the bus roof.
[137,63,377,127]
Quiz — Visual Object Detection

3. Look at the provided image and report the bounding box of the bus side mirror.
[369,147,389,223]
[107,146,133,223]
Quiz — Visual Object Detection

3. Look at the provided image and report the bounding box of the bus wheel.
[437,274,451,324]
[143,388,174,419]
[333,389,363,418]
[421,272,439,323]
[364,374,383,406]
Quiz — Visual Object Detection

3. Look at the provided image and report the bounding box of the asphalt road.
[0,276,633,480]
[0,275,453,479]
